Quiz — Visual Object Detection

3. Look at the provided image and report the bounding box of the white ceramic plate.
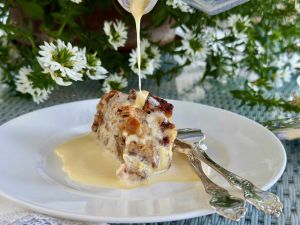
[0,100,286,223]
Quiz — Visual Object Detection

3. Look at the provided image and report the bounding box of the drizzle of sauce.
[55,133,199,189]
[130,0,150,92]
[134,90,149,108]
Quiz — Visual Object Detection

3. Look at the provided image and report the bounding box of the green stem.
[28,36,37,53]
[56,20,68,38]
[55,3,72,38]
[164,61,189,75]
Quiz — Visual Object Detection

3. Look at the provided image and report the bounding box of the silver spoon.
[175,140,247,221]
[174,129,247,221]
[177,128,283,217]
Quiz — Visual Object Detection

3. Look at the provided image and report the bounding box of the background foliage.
[0,0,300,112]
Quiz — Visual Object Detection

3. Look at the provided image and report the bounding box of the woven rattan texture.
[0,79,299,225]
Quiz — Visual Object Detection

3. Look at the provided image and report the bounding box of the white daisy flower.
[225,35,247,52]
[210,41,227,56]
[274,53,300,74]
[0,29,5,38]
[219,14,251,38]
[247,71,260,83]
[215,25,247,62]
[103,20,128,51]
[283,15,297,25]
[217,76,231,85]
[254,41,265,55]
[0,5,9,47]
[37,39,87,86]
[0,29,7,46]
[246,70,259,92]
[202,23,227,39]
[295,0,300,12]
[243,69,260,91]
[102,73,128,93]
[69,0,82,3]
[166,0,195,13]
[30,88,53,104]
[248,83,259,92]
[219,14,251,29]
[225,14,240,28]
[225,33,248,62]
[179,29,207,63]
[129,39,161,78]
[15,66,53,104]
[202,27,231,57]
[274,68,292,88]
[270,53,300,88]
[15,66,34,94]
[83,50,108,80]
[0,3,8,25]
[276,3,286,10]
[234,15,251,32]
[294,39,300,48]
[231,51,246,63]
[289,53,300,72]
[234,32,248,44]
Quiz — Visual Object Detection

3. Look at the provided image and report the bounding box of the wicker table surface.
[0,78,299,225]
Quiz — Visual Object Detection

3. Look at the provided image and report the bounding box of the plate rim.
[0,99,287,223]
[0,191,214,223]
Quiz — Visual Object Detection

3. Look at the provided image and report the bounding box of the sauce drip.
[134,90,149,108]
[130,0,150,92]
[55,133,199,189]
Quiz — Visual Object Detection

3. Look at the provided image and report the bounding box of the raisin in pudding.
[92,90,177,185]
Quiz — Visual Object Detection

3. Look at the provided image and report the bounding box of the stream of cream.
[55,133,199,189]
[130,0,150,92]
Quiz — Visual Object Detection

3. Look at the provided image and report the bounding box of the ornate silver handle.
[263,118,300,140]
[192,142,283,217]
[263,117,300,130]
[188,152,246,221]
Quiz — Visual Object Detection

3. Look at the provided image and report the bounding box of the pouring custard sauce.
[130,0,149,92]
[55,0,199,188]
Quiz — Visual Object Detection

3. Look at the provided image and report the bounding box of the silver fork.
[188,151,247,221]
[177,129,283,217]
[173,134,246,221]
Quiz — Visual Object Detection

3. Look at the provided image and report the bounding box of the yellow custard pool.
[55,133,199,189]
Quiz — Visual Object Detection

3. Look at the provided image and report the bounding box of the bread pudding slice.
[92,90,177,185]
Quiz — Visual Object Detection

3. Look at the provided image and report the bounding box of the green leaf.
[16,1,44,20]
[231,90,300,112]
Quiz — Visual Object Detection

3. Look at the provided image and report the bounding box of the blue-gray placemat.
[0,79,299,225]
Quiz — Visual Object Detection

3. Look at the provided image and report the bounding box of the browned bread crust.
[92,90,177,184]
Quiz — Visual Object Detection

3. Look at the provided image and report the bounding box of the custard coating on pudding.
[92,90,177,184]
